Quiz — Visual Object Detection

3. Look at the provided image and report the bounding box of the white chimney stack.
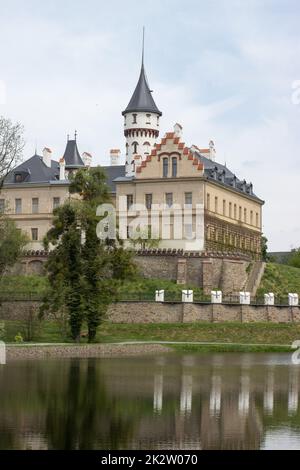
[59,158,66,180]
[42,147,52,168]
[209,140,216,161]
[82,152,92,167]
[174,123,183,138]
[110,149,121,166]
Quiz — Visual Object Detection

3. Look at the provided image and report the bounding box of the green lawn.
[2,320,300,351]
[257,263,300,298]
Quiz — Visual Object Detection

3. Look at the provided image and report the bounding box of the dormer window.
[132,114,137,124]
[14,173,24,183]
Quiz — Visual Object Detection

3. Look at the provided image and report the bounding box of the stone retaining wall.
[1,300,299,324]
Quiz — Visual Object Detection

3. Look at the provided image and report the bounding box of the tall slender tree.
[42,167,136,342]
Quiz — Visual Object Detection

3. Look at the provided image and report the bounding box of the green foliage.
[261,235,269,261]
[0,215,28,277]
[129,226,160,250]
[42,168,136,342]
[14,332,23,343]
[0,322,5,339]
[288,248,300,269]
[257,262,300,298]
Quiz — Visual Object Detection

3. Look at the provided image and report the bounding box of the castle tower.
[122,33,162,176]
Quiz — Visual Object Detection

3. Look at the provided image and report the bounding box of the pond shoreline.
[6,343,172,361]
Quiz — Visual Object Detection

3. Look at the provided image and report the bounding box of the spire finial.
[142,26,145,68]
[74,130,77,141]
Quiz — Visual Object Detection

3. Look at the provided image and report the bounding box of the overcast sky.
[0,0,299,251]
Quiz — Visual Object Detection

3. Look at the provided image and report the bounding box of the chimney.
[110,149,121,166]
[174,123,183,138]
[209,140,216,161]
[59,158,66,180]
[82,152,92,167]
[42,147,52,168]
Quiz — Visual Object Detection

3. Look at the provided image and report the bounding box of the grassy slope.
[257,263,300,298]
[2,320,300,350]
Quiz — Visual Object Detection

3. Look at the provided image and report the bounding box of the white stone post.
[239,292,251,305]
[289,293,299,306]
[211,290,222,304]
[264,293,275,306]
[155,290,165,302]
[182,290,193,303]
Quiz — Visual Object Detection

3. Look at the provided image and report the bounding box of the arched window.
[132,142,138,154]
[163,158,168,177]
[172,157,177,177]
[143,142,151,155]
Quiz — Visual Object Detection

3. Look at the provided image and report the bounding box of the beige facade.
[0,183,69,249]
[115,130,264,257]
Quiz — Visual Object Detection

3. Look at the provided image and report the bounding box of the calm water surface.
[0,352,300,450]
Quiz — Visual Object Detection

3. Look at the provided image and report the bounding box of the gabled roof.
[63,139,85,168]
[4,154,60,185]
[122,63,162,116]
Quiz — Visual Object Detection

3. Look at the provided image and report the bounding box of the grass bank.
[1,321,299,352]
[257,263,300,298]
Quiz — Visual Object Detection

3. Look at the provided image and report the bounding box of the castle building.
[1,51,264,268]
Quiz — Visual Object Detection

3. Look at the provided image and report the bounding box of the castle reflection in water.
[0,353,299,450]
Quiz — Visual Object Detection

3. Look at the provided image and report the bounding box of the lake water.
[0,352,300,450]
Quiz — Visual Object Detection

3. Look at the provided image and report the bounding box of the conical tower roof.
[122,62,162,116]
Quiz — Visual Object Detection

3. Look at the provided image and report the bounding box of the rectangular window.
[15,198,22,214]
[32,198,39,214]
[145,194,152,210]
[53,197,60,210]
[185,192,192,206]
[31,228,38,241]
[172,157,177,177]
[256,212,259,227]
[229,202,232,218]
[223,199,226,216]
[132,114,137,124]
[146,114,151,124]
[244,208,247,223]
[0,199,5,213]
[250,210,253,225]
[127,194,133,210]
[239,206,242,221]
[165,193,173,208]
[184,224,193,240]
[215,197,218,213]
[234,204,237,219]
[207,193,210,211]
[163,158,168,178]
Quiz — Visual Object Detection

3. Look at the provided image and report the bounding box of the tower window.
[157,116,159,126]
[132,114,137,124]
[163,158,168,177]
[146,114,151,124]
[172,157,177,177]
[132,141,138,154]
[143,142,150,155]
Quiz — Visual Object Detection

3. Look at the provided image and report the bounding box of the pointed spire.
[63,133,84,168]
[122,30,162,116]
[142,26,145,68]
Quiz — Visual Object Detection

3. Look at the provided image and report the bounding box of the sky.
[0,0,300,251]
